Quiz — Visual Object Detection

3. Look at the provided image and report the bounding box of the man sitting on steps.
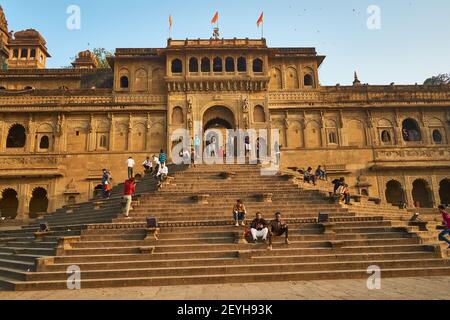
[268,212,290,250]
[250,212,269,244]
[156,162,169,189]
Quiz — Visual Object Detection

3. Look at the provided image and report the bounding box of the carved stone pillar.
[26,115,35,153]
[109,114,115,152]
[431,175,440,207]
[17,184,29,222]
[145,113,151,151]
[127,114,133,152]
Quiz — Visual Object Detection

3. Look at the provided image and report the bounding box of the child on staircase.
[233,199,247,227]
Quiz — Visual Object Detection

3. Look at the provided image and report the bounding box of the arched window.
[99,135,108,148]
[402,118,421,142]
[24,86,34,90]
[253,105,266,123]
[432,129,443,144]
[12,49,18,58]
[0,86,6,90]
[120,76,129,89]
[171,59,183,73]
[237,57,247,72]
[225,57,235,72]
[201,57,210,72]
[30,49,36,59]
[189,58,199,73]
[253,58,263,73]
[412,179,433,208]
[328,132,338,144]
[304,74,313,86]
[213,57,223,72]
[39,136,49,149]
[21,48,28,59]
[6,124,26,148]
[381,130,392,144]
[172,107,184,125]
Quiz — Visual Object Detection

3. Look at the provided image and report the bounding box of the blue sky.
[2,0,449,85]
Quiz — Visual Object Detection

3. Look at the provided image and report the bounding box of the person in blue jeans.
[232,199,247,227]
[438,205,450,248]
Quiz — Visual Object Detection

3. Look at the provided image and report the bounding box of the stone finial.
[71,50,99,69]
[353,71,361,86]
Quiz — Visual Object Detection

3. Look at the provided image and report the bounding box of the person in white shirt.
[142,157,152,174]
[152,155,160,177]
[126,157,135,179]
[157,162,169,188]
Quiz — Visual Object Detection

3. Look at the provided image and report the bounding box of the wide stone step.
[9,266,450,291]
[39,251,438,272]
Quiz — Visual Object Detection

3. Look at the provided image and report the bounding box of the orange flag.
[169,15,173,28]
[211,11,219,24]
[257,12,264,27]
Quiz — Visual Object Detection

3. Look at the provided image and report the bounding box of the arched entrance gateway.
[202,106,237,158]
[0,189,19,219]
[439,179,450,205]
[412,179,433,208]
[29,187,49,219]
[385,180,406,206]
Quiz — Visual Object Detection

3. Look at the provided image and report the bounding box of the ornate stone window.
[20,48,28,59]
[201,57,210,72]
[432,129,443,144]
[172,107,184,125]
[99,135,108,148]
[213,57,223,72]
[30,49,36,59]
[304,74,313,86]
[237,57,247,72]
[253,58,263,73]
[6,124,26,148]
[225,57,235,72]
[402,118,421,142]
[171,59,183,74]
[381,130,392,144]
[120,76,129,89]
[328,131,338,144]
[253,105,266,123]
[39,136,50,149]
[189,58,199,73]
[12,49,18,59]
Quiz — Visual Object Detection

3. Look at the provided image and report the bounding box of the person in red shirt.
[438,205,450,248]
[123,178,136,218]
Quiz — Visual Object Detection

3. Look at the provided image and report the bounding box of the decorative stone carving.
[187,98,193,114]
[242,97,249,113]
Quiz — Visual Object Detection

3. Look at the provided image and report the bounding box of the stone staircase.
[0,164,449,291]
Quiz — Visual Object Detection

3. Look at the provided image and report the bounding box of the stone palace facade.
[0,7,448,221]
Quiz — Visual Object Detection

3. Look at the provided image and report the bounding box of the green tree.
[92,48,114,69]
[424,73,450,85]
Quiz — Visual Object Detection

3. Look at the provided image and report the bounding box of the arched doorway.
[412,179,433,208]
[385,180,405,206]
[439,179,450,205]
[0,189,19,219]
[203,106,236,158]
[6,124,26,148]
[29,188,48,219]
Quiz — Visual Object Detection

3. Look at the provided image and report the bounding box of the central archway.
[412,179,433,208]
[203,106,236,157]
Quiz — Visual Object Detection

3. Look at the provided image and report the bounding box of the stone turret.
[8,28,51,69]
[0,6,10,70]
[71,50,99,69]
[353,71,361,86]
